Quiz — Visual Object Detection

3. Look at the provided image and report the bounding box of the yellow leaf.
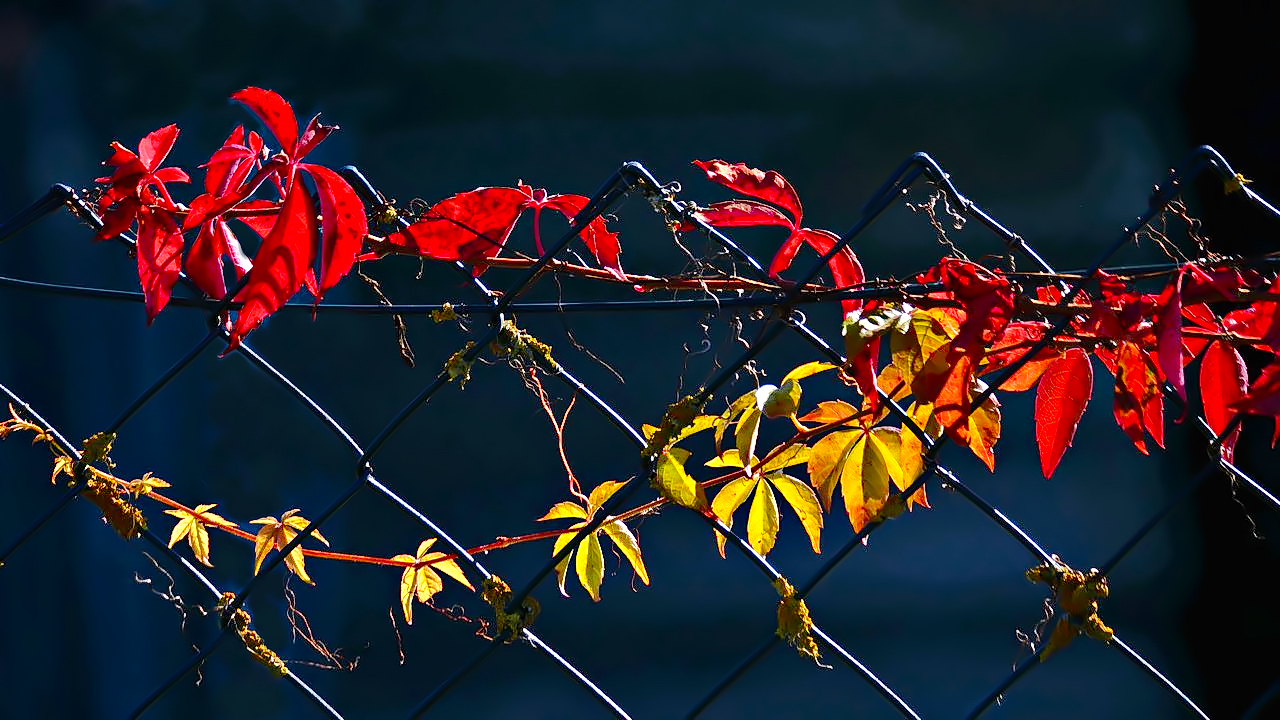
[965,392,1002,472]
[735,407,763,469]
[551,525,581,596]
[760,444,811,473]
[424,553,471,590]
[839,428,902,533]
[394,538,471,623]
[797,400,858,426]
[283,545,313,585]
[575,532,604,601]
[806,429,859,510]
[251,523,276,576]
[398,564,418,625]
[1225,172,1253,194]
[653,448,707,510]
[769,473,824,554]
[746,479,780,557]
[281,511,329,546]
[781,361,837,384]
[714,391,757,451]
[869,364,913,422]
[166,513,192,548]
[414,564,444,605]
[126,472,171,497]
[704,449,745,468]
[50,455,74,485]
[710,475,756,558]
[250,511,325,584]
[537,502,588,522]
[601,520,650,586]
[587,480,627,515]
[895,407,934,510]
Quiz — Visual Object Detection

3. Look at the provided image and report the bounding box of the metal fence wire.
[2,145,1279,718]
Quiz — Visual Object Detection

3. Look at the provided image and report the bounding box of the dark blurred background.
[2,1,1278,718]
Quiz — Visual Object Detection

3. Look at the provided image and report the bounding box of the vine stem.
[26,400,879,574]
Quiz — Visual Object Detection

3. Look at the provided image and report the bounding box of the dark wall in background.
[2,2,1274,718]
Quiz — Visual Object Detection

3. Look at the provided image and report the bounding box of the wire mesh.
[2,145,1278,718]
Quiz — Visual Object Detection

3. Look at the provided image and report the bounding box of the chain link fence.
[2,146,1278,718]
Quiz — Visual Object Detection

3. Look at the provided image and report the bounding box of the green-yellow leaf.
[587,480,627,516]
[760,444,812,473]
[715,391,758,451]
[642,414,717,446]
[769,473,823,554]
[551,524,582,596]
[705,449,745,468]
[575,532,604,601]
[653,448,707,510]
[735,407,763,469]
[710,475,756,557]
[602,520,650,586]
[747,478,780,557]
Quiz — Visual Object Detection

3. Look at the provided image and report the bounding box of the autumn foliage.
[5,87,1280,681]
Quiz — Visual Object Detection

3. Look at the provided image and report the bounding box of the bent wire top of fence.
[2,141,1279,719]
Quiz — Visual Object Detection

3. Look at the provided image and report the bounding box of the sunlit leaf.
[392,537,472,624]
[653,448,707,510]
[164,503,236,567]
[711,475,757,557]
[249,509,328,585]
[575,532,605,602]
[1035,348,1093,478]
[747,480,781,556]
[769,473,823,553]
[601,520,650,586]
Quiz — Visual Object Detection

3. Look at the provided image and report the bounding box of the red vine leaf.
[385,187,527,274]
[1154,271,1186,409]
[1112,342,1159,454]
[535,191,625,280]
[225,179,316,352]
[299,163,369,299]
[136,210,185,322]
[1035,348,1093,478]
[1232,357,1280,420]
[690,160,864,315]
[1200,340,1247,462]
[231,87,299,157]
[692,159,803,223]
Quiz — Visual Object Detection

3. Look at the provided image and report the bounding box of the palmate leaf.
[164,503,237,567]
[806,426,905,534]
[250,509,329,585]
[391,538,472,625]
[537,482,650,601]
[707,448,823,557]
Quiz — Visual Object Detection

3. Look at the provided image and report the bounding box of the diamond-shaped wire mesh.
[2,147,1278,718]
